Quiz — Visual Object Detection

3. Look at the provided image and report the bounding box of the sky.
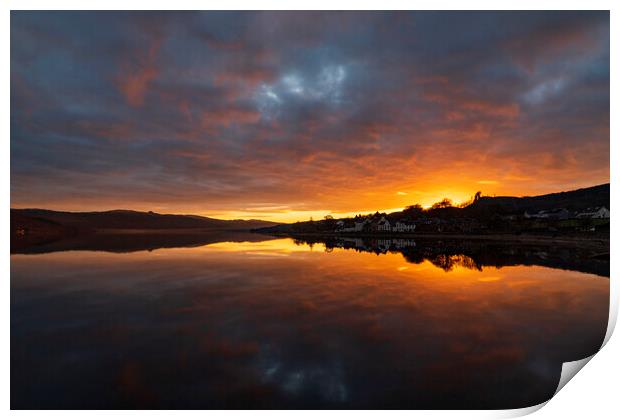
[11,11,610,222]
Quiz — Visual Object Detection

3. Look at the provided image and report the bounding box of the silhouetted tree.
[431,198,453,209]
[322,214,336,231]
[403,204,425,218]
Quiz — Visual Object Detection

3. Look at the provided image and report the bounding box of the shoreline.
[11,227,610,255]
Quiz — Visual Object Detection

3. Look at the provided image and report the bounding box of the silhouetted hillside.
[12,208,277,231]
[463,183,609,216]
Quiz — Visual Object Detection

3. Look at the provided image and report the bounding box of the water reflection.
[12,232,609,277]
[294,235,609,276]
[11,238,609,409]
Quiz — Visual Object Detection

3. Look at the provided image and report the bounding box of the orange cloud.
[461,101,520,119]
[201,108,261,129]
[116,37,162,107]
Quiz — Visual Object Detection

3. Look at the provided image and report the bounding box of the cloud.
[115,21,164,107]
[117,64,159,107]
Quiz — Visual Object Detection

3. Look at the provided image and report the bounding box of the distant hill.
[11,208,278,232]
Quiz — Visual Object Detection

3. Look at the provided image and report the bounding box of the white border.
[2,0,619,10]
[4,1,617,418]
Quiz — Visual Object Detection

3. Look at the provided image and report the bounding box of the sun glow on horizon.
[201,191,477,222]
[10,186,497,224]
[200,207,408,224]
[11,178,608,225]
[196,184,492,222]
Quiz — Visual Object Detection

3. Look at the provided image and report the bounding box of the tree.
[403,204,425,217]
[405,204,424,212]
[431,198,453,209]
[322,214,336,231]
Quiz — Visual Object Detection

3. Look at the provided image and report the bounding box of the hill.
[463,183,609,216]
[12,208,277,231]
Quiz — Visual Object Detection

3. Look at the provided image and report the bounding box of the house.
[336,219,362,232]
[577,206,610,219]
[524,208,570,220]
[335,218,371,232]
[376,216,391,232]
[354,219,369,232]
[393,220,416,233]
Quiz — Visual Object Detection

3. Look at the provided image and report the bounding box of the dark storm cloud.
[11,11,609,218]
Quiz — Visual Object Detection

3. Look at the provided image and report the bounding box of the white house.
[524,209,569,219]
[352,219,369,232]
[393,220,416,233]
[376,216,391,232]
[577,206,610,219]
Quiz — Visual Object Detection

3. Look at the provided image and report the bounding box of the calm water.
[11,237,609,409]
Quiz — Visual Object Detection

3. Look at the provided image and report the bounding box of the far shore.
[92,228,261,235]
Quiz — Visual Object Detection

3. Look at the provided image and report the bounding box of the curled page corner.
[495,356,595,419]
[494,400,548,418]
[554,355,595,396]
[601,277,618,348]
[533,277,618,414]
[497,281,616,419]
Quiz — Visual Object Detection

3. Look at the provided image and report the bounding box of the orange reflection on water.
[203,238,327,254]
[12,238,607,312]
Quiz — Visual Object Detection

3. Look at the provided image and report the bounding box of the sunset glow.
[11,11,609,222]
